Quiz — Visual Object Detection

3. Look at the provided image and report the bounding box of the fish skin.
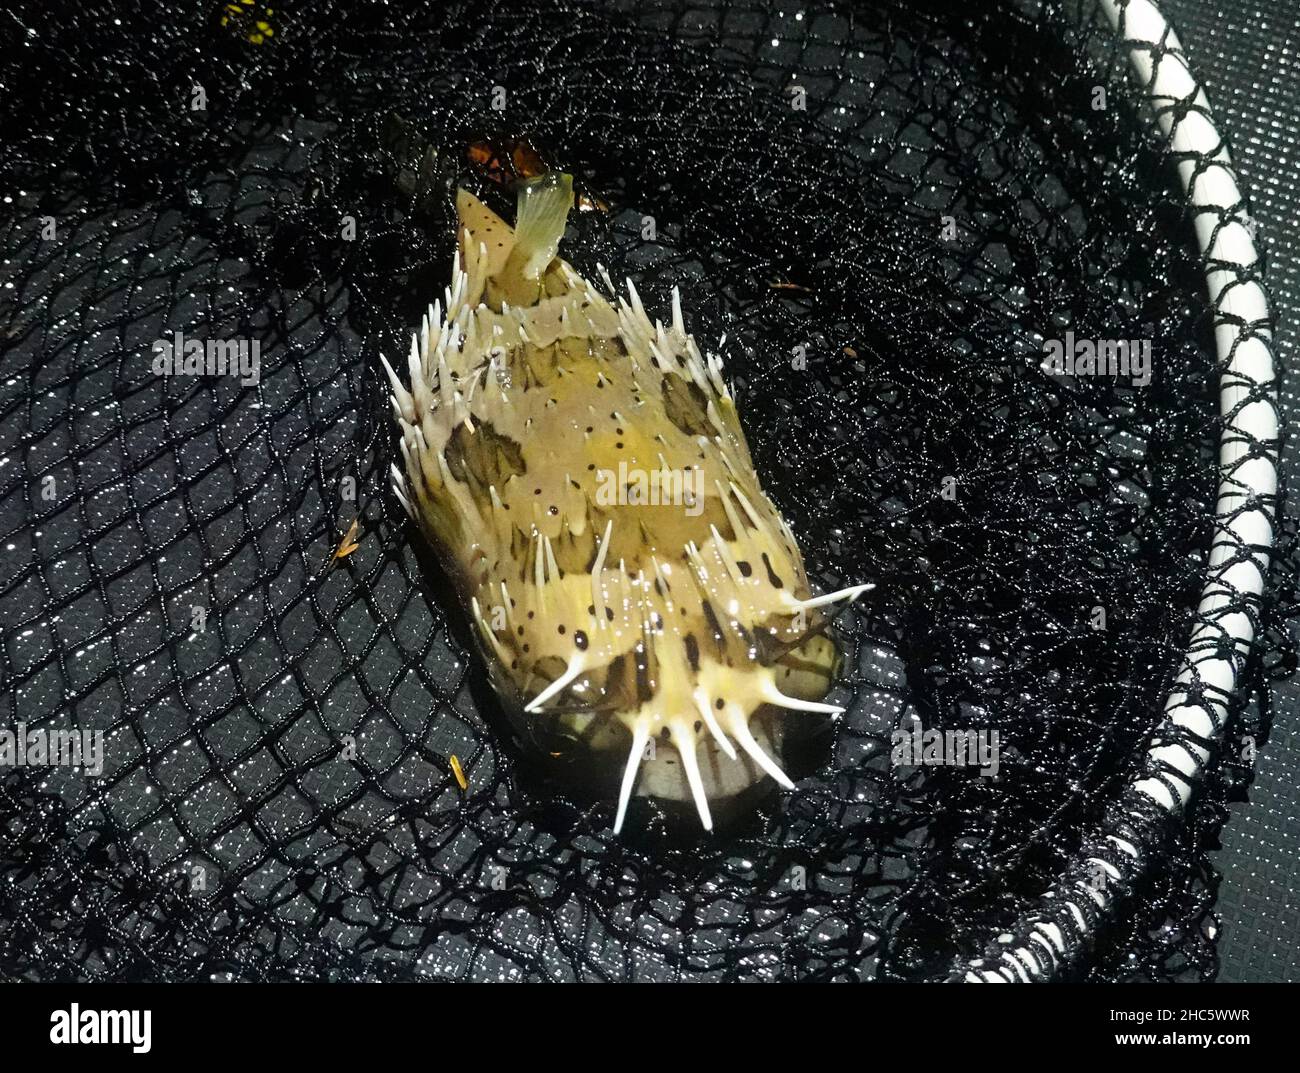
[388,173,854,831]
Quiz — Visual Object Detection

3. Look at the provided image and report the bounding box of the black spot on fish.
[761,552,784,589]
[701,600,725,647]
[661,375,712,438]
[444,420,526,490]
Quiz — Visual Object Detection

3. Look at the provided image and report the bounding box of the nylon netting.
[0,0,1293,982]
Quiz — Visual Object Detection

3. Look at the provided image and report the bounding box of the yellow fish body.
[387,173,868,831]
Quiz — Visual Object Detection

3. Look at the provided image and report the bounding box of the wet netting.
[0,0,1294,982]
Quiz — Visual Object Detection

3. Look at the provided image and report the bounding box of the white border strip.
[964,0,1278,981]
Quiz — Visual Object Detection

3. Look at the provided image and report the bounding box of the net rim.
[961,0,1279,981]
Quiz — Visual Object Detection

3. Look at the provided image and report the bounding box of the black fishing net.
[0,0,1293,982]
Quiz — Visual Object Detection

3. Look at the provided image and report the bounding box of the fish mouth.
[516,702,836,831]
[475,598,850,833]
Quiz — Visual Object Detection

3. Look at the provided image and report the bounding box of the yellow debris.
[449,754,468,791]
[331,518,361,563]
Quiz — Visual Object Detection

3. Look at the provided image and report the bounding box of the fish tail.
[510,172,574,280]
[456,172,574,307]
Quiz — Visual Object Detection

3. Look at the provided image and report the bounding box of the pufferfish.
[385,171,869,832]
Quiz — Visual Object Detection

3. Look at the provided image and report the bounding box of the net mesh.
[0,0,1293,981]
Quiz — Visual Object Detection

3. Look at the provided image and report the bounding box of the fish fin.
[456,187,516,278]
[510,172,574,282]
